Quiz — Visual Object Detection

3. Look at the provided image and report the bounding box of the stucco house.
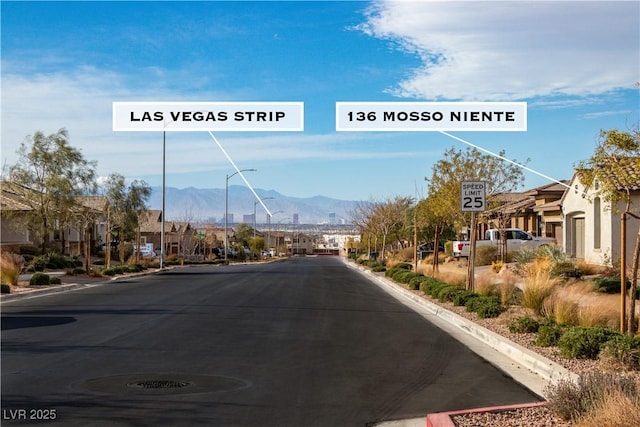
[0,181,36,250]
[1,182,107,255]
[138,210,196,256]
[561,171,640,266]
[479,181,567,244]
[289,232,314,255]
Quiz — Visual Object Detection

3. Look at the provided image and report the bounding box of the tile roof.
[1,181,37,211]
[139,210,163,233]
[610,156,640,191]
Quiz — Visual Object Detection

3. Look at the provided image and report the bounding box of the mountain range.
[148,186,362,224]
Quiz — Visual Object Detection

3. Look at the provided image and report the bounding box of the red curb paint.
[426,401,547,427]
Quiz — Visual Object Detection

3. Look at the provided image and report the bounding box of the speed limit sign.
[460,181,486,212]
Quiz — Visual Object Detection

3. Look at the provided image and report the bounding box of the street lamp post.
[267,210,284,251]
[277,218,290,257]
[254,197,275,248]
[225,169,256,262]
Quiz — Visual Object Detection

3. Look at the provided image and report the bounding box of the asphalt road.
[1,256,540,426]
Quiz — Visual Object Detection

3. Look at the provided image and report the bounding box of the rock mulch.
[402,261,638,426]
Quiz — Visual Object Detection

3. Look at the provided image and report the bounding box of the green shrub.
[513,247,537,265]
[29,272,50,286]
[46,252,68,269]
[509,315,541,334]
[372,265,386,272]
[408,276,428,290]
[1,284,11,294]
[30,256,47,272]
[535,320,565,347]
[395,262,413,270]
[593,276,630,294]
[385,267,399,277]
[552,261,583,278]
[364,259,379,268]
[536,244,570,262]
[422,278,449,297]
[418,279,432,294]
[453,290,478,307]
[465,295,482,312]
[392,270,420,284]
[475,297,505,319]
[465,295,504,318]
[436,285,465,303]
[557,326,619,359]
[66,267,87,276]
[93,259,105,266]
[50,276,62,285]
[127,264,144,273]
[102,268,117,276]
[600,334,640,370]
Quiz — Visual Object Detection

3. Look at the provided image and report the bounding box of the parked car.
[417,241,445,254]
[453,228,555,258]
[134,243,156,257]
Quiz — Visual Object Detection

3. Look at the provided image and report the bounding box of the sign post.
[461,181,486,291]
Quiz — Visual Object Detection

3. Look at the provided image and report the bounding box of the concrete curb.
[0,283,92,301]
[0,267,168,302]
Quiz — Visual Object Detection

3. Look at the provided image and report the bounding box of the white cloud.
[1,68,422,180]
[358,1,639,101]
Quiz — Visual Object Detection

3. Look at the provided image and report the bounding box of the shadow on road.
[1,316,77,331]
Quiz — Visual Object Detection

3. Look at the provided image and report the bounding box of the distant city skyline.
[145,185,357,224]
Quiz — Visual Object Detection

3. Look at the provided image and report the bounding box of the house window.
[594,197,601,249]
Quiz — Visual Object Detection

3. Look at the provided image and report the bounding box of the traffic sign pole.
[461,181,486,291]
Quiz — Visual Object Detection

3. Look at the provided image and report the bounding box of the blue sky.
[2,1,639,202]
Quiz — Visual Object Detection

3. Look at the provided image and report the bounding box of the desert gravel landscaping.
[376,259,640,427]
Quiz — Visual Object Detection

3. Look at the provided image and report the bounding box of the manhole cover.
[127,380,192,389]
[78,373,250,395]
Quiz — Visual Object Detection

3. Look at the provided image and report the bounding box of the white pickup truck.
[452,228,555,258]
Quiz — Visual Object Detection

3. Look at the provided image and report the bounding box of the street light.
[267,210,284,250]
[254,197,275,243]
[225,169,256,261]
[276,218,291,257]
